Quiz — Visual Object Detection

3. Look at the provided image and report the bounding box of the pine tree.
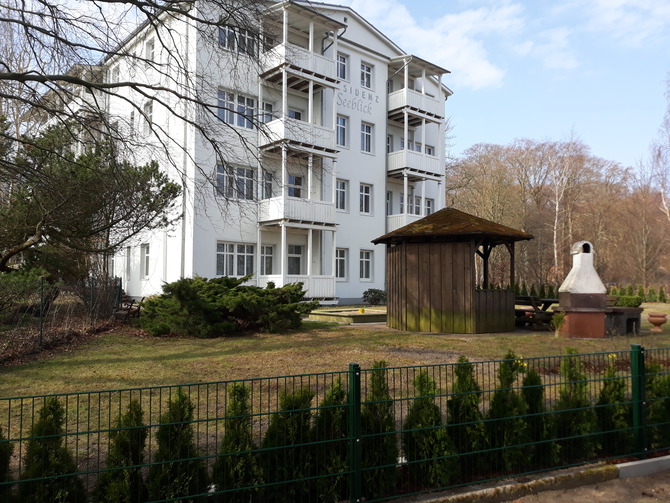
[261,388,314,503]
[212,384,262,503]
[19,397,87,503]
[95,399,148,503]
[361,361,398,499]
[403,371,459,489]
[147,388,208,503]
[447,356,486,478]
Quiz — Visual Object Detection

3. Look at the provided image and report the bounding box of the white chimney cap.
[559,241,607,294]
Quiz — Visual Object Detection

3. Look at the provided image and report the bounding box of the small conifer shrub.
[212,384,262,503]
[596,354,632,456]
[19,397,87,503]
[659,286,667,303]
[647,371,670,449]
[647,287,658,302]
[402,371,459,489]
[361,361,398,498]
[522,368,559,469]
[95,399,149,503]
[147,388,208,502]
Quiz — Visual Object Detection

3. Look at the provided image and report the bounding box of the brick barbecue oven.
[556,241,608,338]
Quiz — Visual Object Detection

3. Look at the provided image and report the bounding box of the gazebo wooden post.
[505,242,515,290]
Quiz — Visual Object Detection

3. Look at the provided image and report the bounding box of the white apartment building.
[107,0,452,303]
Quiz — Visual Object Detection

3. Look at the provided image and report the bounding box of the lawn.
[1,303,669,399]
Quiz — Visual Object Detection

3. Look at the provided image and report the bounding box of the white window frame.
[360,250,373,281]
[140,243,150,279]
[288,244,303,275]
[425,198,434,216]
[335,248,348,280]
[336,115,348,147]
[216,242,254,277]
[262,170,273,199]
[288,109,303,121]
[360,183,372,215]
[361,122,372,153]
[335,179,348,211]
[261,102,274,123]
[218,90,255,129]
[360,62,373,89]
[386,191,393,215]
[336,53,348,80]
[260,245,273,275]
[386,134,393,154]
[288,175,303,198]
[216,164,255,200]
[145,38,155,67]
[218,24,258,57]
[425,145,435,156]
[142,101,153,136]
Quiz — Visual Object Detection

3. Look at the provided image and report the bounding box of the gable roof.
[372,208,534,246]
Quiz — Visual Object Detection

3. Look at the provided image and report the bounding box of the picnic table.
[515,296,558,328]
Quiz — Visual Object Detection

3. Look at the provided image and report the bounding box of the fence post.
[631,344,647,458]
[348,363,362,503]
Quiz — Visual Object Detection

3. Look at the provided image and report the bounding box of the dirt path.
[509,469,670,502]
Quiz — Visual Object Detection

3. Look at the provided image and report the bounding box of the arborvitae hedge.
[522,368,558,469]
[648,373,670,449]
[19,397,87,503]
[659,286,667,303]
[447,356,486,476]
[647,287,658,302]
[486,351,530,473]
[95,399,148,503]
[553,349,599,464]
[261,388,314,503]
[0,426,12,502]
[147,388,208,502]
[361,361,398,499]
[596,357,632,456]
[212,384,262,503]
[402,372,459,489]
[310,379,348,503]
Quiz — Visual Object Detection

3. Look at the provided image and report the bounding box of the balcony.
[388,88,444,119]
[387,150,442,178]
[387,213,423,232]
[261,42,336,81]
[260,117,335,151]
[259,196,336,225]
[258,275,336,298]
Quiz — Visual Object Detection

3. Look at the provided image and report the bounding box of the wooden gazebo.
[372,208,533,333]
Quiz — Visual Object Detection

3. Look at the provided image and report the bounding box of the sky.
[345,0,670,169]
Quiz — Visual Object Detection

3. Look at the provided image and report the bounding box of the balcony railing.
[261,42,336,79]
[259,196,336,224]
[258,274,336,298]
[387,149,442,177]
[386,213,423,232]
[388,88,444,118]
[260,117,335,151]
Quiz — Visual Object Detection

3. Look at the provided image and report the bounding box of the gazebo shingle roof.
[372,208,534,245]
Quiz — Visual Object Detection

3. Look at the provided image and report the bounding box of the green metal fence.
[1,345,669,502]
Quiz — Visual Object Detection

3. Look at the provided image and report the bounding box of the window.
[360,183,372,214]
[386,134,393,154]
[262,170,273,199]
[218,25,258,56]
[217,242,254,276]
[288,175,303,198]
[261,102,274,123]
[425,145,435,156]
[288,245,303,275]
[216,164,254,200]
[360,250,372,280]
[336,116,348,147]
[386,191,393,215]
[335,179,348,211]
[335,248,348,280]
[413,196,421,215]
[360,62,373,89]
[361,122,372,153]
[260,245,273,275]
[218,90,255,129]
[425,198,434,216]
[288,109,303,121]
[142,101,153,136]
[140,243,150,279]
[145,38,155,66]
[336,53,348,80]
[110,66,120,83]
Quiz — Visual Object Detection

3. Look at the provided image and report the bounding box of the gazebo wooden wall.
[386,241,514,333]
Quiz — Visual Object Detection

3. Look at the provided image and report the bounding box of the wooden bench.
[515,296,557,329]
[112,296,144,322]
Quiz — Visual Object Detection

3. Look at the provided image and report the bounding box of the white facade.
[107,1,452,303]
